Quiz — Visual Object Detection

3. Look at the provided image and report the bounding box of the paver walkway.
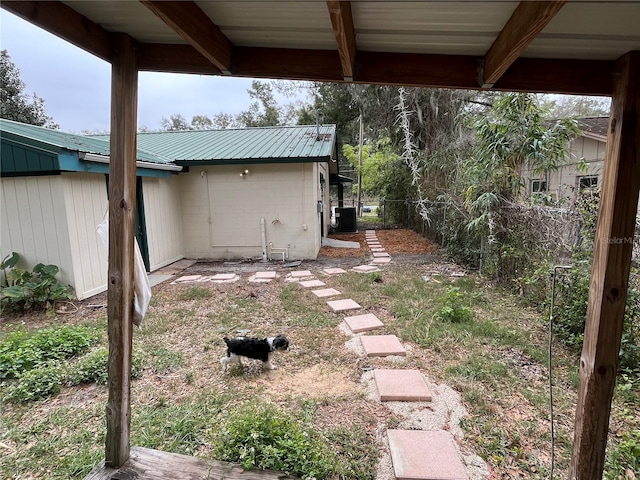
[388,430,468,480]
[360,335,406,357]
[343,313,384,333]
[167,240,474,479]
[374,369,433,401]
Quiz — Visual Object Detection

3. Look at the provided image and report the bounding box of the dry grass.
[1,229,637,479]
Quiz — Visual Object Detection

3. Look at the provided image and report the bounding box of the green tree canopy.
[0,50,57,128]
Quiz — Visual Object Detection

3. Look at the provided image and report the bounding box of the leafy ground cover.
[0,229,637,479]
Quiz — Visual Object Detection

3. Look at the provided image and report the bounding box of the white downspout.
[260,217,268,262]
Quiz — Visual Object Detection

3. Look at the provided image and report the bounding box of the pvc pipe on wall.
[260,217,268,262]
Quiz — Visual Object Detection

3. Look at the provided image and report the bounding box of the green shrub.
[213,403,337,480]
[3,364,63,403]
[433,286,474,323]
[0,325,99,380]
[65,347,143,386]
[604,428,640,478]
[1,252,75,313]
[553,262,640,376]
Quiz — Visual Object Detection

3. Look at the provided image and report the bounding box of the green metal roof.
[130,124,336,164]
[0,119,172,164]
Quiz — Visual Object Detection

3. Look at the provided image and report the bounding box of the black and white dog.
[221,334,289,372]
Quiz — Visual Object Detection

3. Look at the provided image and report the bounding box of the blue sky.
[0,11,276,133]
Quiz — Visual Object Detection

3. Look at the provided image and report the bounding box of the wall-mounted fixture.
[239,169,250,177]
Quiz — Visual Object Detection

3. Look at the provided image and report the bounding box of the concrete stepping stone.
[372,251,390,258]
[374,369,432,401]
[312,288,341,298]
[250,271,277,283]
[387,430,468,480]
[343,313,384,333]
[372,257,392,264]
[175,274,202,283]
[323,267,347,275]
[361,335,406,357]
[290,270,313,278]
[365,230,376,234]
[255,271,277,279]
[352,265,380,273]
[327,298,361,313]
[299,279,326,288]
[211,273,240,283]
[370,247,385,252]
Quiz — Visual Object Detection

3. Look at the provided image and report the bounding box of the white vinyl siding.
[142,176,184,270]
[0,176,74,292]
[61,172,109,299]
[179,163,322,260]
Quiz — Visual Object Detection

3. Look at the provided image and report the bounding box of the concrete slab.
[361,335,406,357]
[290,270,313,278]
[327,298,361,313]
[299,279,326,288]
[312,288,341,298]
[148,274,173,287]
[365,230,376,234]
[387,429,468,480]
[255,271,277,279]
[374,369,432,401]
[370,247,385,252]
[154,259,198,275]
[352,265,381,273]
[343,313,384,333]
[211,273,236,281]
[372,257,392,264]
[322,237,360,249]
[211,273,240,283]
[175,275,202,283]
[323,267,347,275]
[373,251,391,258]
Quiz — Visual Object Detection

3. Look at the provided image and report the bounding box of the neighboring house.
[1,119,339,300]
[521,117,608,202]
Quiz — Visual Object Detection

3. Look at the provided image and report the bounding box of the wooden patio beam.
[569,50,640,480]
[137,44,613,95]
[480,0,567,88]
[0,0,113,62]
[105,32,138,468]
[140,1,234,74]
[326,0,357,81]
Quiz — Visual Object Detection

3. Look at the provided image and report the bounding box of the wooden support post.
[105,33,138,468]
[569,50,640,480]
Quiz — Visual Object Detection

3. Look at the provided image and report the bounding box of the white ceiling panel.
[352,1,516,33]
[64,0,186,44]
[357,32,495,55]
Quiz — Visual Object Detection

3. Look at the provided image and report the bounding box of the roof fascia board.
[481,1,567,88]
[1,1,114,62]
[581,131,607,142]
[79,152,183,172]
[174,157,332,167]
[140,1,233,74]
[62,152,173,178]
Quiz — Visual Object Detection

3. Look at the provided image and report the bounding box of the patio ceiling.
[3,1,639,95]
